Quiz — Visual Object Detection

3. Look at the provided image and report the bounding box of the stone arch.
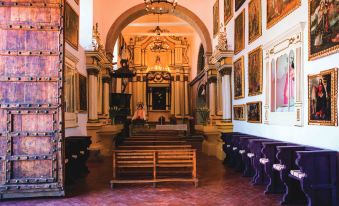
[105,3,212,57]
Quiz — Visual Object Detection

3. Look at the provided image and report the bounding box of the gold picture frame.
[213,0,220,37]
[224,0,233,26]
[234,56,245,99]
[248,0,262,44]
[234,104,246,121]
[308,68,338,126]
[248,46,263,96]
[65,2,79,50]
[235,0,246,12]
[247,101,262,123]
[266,0,301,29]
[308,0,339,61]
[234,9,245,55]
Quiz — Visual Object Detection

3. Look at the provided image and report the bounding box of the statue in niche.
[182,37,190,64]
[132,102,147,121]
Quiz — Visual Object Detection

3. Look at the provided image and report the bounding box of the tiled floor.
[0,149,292,206]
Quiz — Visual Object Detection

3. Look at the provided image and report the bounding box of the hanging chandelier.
[148,14,170,36]
[144,0,178,14]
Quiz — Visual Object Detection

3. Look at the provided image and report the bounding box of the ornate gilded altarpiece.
[263,23,305,126]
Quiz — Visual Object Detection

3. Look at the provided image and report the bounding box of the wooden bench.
[292,150,337,206]
[111,149,198,188]
[117,145,192,150]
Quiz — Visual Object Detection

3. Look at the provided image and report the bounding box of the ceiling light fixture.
[144,0,178,14]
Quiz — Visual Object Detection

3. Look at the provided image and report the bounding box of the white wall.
[65,0,88,137]
[215,0,339,151]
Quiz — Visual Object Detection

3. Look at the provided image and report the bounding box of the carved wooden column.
[87,68,100,123]
[102,75,111,118]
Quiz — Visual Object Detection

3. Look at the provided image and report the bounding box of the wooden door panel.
[0,56,59,77]
[0,82,58,104]
[0,0,64,198]
[0,30,59,51]
[13,136,52,155]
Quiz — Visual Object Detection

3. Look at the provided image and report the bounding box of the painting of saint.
[65,3,79,50]
[248,46,263,96]
[309,0,339,60]
[234,105,246,120]
[266,0,300,29]
[224,0,233,25]
[235,0,246,11]
[247,101,262,123]
[248,0,262,44]
[308,68,338,126]
[234,56,244,99]
[234,10,245,55]
[213,0,220,36]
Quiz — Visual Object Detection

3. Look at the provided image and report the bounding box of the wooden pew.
[260,142,295,194]
[292,150,337,206]
[236,136,261,173]
[221,132,243,165]
[228,134,255,168]
[118,145,192,150]
[111,149,198,188]
[239,137,264,177]
[275,146,314,205]
[248,139,275,185]
[65,136,92,184]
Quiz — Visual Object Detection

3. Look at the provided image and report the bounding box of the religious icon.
[234,10,245,55]
[224,0,233,26]
[309,0,339,60]
[308,68,338,126]
[247,101,262,123]
[213,0,220,36]
[234,105,246,120]
[132,102,147,121]
[248,46,263,96]
[234,56,244,99]
[248,0,262,44]
[266,0,301,29]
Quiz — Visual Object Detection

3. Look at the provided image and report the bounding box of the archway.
[105,3,212,57]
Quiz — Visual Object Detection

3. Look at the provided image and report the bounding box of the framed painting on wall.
[266,0,301,29]
[248,0,262,44]
[234,56,245,99]
[65,3,79,50]
[247,101,262,123]
[213,0,220,37]
[308,0,339,60]
[78,74,87,112]
[234,10,245,55]
[235,0,246,11]
[308,68,338,126]
[234,105,246,120]
[248,46,263,96]
[224,0,233,26]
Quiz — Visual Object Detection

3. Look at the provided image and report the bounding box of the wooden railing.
[111,149,198,188]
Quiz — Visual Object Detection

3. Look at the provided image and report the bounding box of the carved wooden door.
[0,0,65,199]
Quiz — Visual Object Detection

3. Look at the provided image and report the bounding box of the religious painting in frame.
[248,0,262,44]
[235,0,246,11]
[234,105,246,121]
[308,68,338,126]
[234,10,245,55]
[247,101,262,123]
[248,46,263,96]
[234,56,245,99]
[213,0,220,37]
[65,2,79,50]
[308,0,339,60]
[266,0,301,29]
[78,73,88,112]
[224,0,233,26]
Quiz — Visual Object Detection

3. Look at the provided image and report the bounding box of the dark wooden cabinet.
[0,0,65,199]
